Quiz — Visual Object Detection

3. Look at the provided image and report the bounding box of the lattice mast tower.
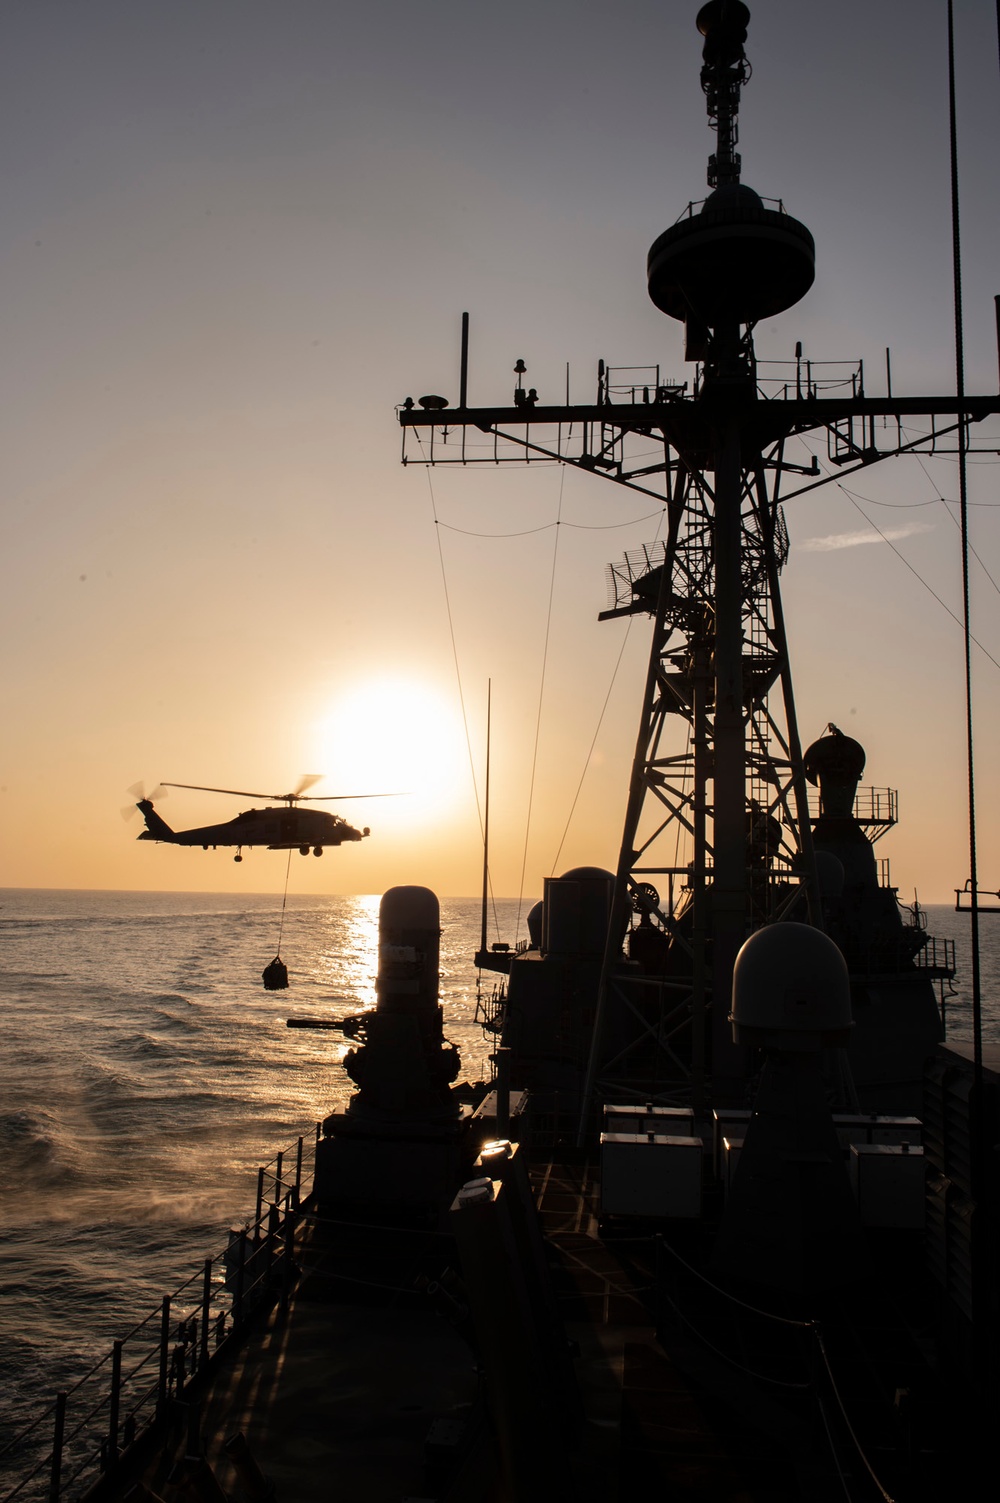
[595,0,820,1097]
[397,2,999,1106]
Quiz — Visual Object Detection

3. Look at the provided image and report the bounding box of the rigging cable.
[436,506,667,538]
[420,449,503,942]
[835,485,1000,674]
[423,457,485,844]
[423,443,658,941]
[549,616,635,873]
[549,492,672,875]
[792,432,1000,672]
[910,455,1000,598]
[515,464,566,937]
[897,419,1000,464]
[947,0,983,1121]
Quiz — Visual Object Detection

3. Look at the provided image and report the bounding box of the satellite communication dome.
[730,923,852,1050]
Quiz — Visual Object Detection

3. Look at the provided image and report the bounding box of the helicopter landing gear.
[299,845,309,856]
[234,849,243,863]
[313,846,323,857]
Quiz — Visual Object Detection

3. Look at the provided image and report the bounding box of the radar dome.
[730,923,852,1050]
[648,185,814,327]
[542,867,614,959]
[803,726,866,787]
[558,866,615,883]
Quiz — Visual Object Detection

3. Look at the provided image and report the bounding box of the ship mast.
[398,2,1000,1114]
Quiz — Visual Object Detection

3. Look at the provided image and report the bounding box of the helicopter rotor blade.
[122,782,167,819]
[292,774,324,799]
[297,791,408,801]
[157,780,406,804]
[160,782,278,801]
[161,780,327,804]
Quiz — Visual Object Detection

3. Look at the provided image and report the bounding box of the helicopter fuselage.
[135,799,368,855]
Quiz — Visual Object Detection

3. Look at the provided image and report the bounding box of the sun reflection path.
[312,894,381,1013]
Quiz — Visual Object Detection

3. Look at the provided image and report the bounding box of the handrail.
[0,1128,318,1503]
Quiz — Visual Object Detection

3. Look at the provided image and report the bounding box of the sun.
[313,677,470,829]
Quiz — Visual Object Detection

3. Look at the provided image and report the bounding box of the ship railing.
[673,193,790,221]
[655,1237,899,1502]
[599,364,686,405]
[756,357,865,402]
[806,784,898,833]
[0,1127,320,1503]
[913,935,956,978]
[844,935,956,981]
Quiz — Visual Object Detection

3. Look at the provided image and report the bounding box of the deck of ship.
[120,1153,797,1503]
[111,1128,989,1503]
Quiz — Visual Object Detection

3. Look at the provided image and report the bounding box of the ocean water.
[0,888,997,1483]
[917,901,1000,1048]
[0,886,519,1476]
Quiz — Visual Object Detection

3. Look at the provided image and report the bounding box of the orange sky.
[1,1,998,905]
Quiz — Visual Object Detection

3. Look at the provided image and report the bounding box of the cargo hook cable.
[276,846,292,953]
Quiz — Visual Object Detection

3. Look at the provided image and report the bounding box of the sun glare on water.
[314,678,470,830]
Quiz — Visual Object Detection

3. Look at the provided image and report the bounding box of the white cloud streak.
[797,522,933,552]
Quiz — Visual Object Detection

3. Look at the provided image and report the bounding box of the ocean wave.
[150,995,203,1020]
[0,969,72,985]
[119,1032,170,1058]
[0,1106,63,1155]
[0,1107,79,1188]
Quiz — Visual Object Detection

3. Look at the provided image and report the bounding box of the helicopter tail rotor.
[121,782,167,821]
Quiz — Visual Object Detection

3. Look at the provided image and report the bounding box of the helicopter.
[130,777,382,862]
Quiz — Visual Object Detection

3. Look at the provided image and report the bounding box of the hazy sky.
[1,0,998,904]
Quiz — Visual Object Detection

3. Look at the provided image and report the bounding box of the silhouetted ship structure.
[6,5,1000,1501]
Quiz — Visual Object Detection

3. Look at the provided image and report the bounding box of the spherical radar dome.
[647,184,815,327]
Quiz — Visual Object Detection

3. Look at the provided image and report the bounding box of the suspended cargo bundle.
[262,956,289,991]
